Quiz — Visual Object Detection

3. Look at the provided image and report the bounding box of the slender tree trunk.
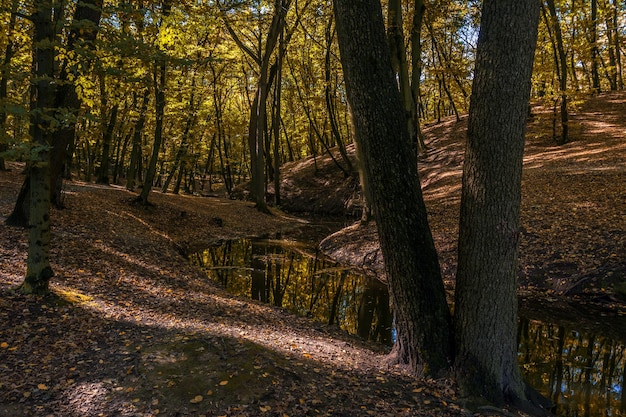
[272,27,284,206]
[139,2,170,206]
[590,0,601,93]
[604,1,618,91]
[97,75,118,185]
[411,0,427,154]
[387,0,424,154]
[126,90,149,191]
[0,0,20,172]
[544,0,569,145]
[454,1,548,413]
[325,18,353,174]
[162,85,195,193]
[612,0,623,89]
[223,0,291,213]
[22,1,56,294]
[335,0,453,376]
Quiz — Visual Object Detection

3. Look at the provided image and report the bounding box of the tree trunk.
[612,0,623,90]
[590,0,601,93]
[387,0,423,155]
[138,1,171,205]
[162,86,195,193]
[0,0,19,172]
[223,0,292,213]
[411,0,428,154]
[544,0,569,145]
[334,0,453,376]
[22,1,56,294]
[97,82,118,185]
[127,90,150,191]
[454,0,547,413]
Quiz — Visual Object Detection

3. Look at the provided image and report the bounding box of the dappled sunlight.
[523,140,626,171]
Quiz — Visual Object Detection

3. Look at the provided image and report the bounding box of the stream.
[191,235,625,416]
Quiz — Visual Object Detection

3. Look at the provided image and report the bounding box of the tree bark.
[334,0,453,376]
[454,0,548,413]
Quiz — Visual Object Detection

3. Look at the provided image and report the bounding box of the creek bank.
[276,94,626,317]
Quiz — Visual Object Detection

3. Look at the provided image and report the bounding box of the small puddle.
[192,237,625,416]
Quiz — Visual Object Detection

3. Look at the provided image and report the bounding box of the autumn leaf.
[190,395,203,404]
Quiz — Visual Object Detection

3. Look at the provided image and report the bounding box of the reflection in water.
[192,238,625,416]
[191,238,392,344]
[518,318,626,416]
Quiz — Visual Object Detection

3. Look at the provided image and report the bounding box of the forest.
[1,0,625,416]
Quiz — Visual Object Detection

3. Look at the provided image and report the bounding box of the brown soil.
[0,92,624,417]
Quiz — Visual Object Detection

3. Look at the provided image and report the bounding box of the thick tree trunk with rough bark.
[334,0,453,376]
[454,1,549,413]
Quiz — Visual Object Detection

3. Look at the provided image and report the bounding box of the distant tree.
[0,0,20,172]
[542,0,569,145]
[220,0,293,213]
[334,0,453,375]
[453,0,549,412]
[138,0,172,205]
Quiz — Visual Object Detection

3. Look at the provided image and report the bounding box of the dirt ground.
[0,92,624,416]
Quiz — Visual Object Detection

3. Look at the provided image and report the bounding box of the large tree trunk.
[453,0,548,413]
[334,0,453,376]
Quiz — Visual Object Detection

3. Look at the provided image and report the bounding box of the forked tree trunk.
[454,0,549,413]
[334,0,453,376]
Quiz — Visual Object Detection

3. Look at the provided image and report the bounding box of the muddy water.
[192,237,625,416]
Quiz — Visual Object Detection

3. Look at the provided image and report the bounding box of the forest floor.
[0,92,624,417]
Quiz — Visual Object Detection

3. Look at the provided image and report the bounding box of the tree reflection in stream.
[191,237,393,344]
[518,318,625,416]
[192,238,625,416]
